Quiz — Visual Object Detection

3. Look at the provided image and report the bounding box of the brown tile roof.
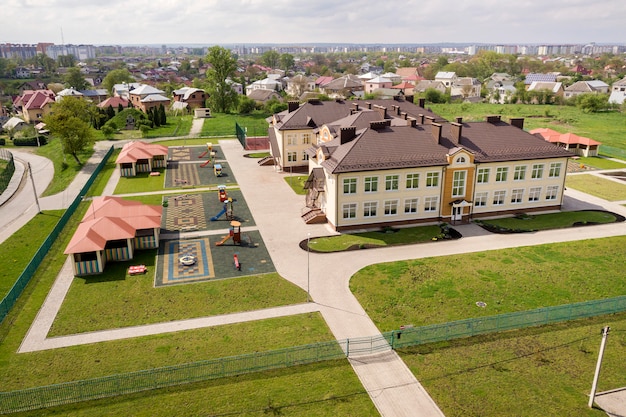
[321,119,573,174]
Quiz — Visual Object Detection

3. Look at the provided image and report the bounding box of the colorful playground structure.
[215,221,242,246]
[199,143,217,168]
[214,164,222,177]
[217,185,228,202]
[211,197,234,221]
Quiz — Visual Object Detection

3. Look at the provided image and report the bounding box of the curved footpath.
[6,135,626,416]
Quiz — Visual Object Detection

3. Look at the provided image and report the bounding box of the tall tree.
[205,46,238,113]
[102,68,134,96]
[44,97,96,164]
[279,53,295,71]
[57,54,76,68]
[261,50,280,69]
[64,67,88,90]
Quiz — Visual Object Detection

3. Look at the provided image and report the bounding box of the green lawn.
[201,112,270,138]
[114,169,168,194]
[84,149,119,197]
[351,236,626,331]
[0,210,64,298]
[429,103,626,156]
[285,175,308,195]
[576,156,626,170]
[566,174,626,201]
[309,225,445,252]
[34,137,95,196]
[476,211,619,232]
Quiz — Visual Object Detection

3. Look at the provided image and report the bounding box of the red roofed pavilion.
[530,128,601,157]
[115,140,168,176]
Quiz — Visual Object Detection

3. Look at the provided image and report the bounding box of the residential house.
[564,80,610,99]
[15,67,31,78]
[64,196,162,275]
[97,96,130,111]
[115,140,169,177]
[413,80,446,95]
[13,89,55,123]
[247,88,282,104]
[487,81,516,104]
[450,77,482,100]
[171,87,208,110]
[245,77,283,96]
[2,116,27,132]
[286,74,316,97]
[269,97,444,173]
[527,82,564,103]
[112,82,142,99]
[524,73,557,86]
[302,114,573,231]
[434,71,457,87]
[226,78,243,95]
[358,72,379,82]
[365,76,393,94]
[55,87,84,101]
[318,75,364,99]
[609,77,626,105]
[128,84,171,113]
[17,80,47,94]
[395,67,422,82]
[80,89,108,104]
[315,76,334,89]
[391,81,415,96]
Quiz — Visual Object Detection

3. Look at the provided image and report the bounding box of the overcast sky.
[2,0,624,46]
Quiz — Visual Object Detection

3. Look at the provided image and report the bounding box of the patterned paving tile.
[159,238,215,285]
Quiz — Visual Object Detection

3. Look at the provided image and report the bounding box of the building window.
[528,187,541,201]
[549,162,562,177]
[531,164,544,179]
[363,202,377,217]
[302,133,311,145]
[404,198,419,213]
[493,190,506,205]
[546,185,559,200]
[514,165,526,181]
[511,188,524,203]
[384,200,398,215]
[364,176,378,193]
[287,152,297,162]
[495,167,508,182]
[342,203,357,219]
[343,178,357,194]
[424,196,438,212]
[456,156,466,164]
[286,135,296,145]
[452,170,466,197]
[385,175,399,191]
[477,168,490,184]
[302,152,309,161]
[474,192,488,207]
[426,172,439,187]
[406,173,419,189]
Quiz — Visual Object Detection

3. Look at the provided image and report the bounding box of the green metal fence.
[0,149,15,194]
[2,294,626,414]
[0,146,114,326]
[235,121,246,148]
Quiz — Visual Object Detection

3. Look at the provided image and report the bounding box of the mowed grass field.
[566,174,626,201]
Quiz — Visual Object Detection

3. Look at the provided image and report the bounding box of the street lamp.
[307,233,311,302]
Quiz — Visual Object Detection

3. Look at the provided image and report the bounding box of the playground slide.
[215,235,231,246]
[200,159,211,167]
[210,207,227,221]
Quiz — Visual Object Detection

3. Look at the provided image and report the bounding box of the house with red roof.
[13,89,56,123]
[97,96,130,110]
[115,140,169,176]
[64,196,163,275]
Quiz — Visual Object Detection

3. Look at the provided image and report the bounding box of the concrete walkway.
[8,137,626,417]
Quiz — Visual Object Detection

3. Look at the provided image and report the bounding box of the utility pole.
[589,326,610,408]
[28,162,41,214]
[306,233,311,302]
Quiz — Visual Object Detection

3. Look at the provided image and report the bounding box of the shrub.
[13,136,47,146]
[0,138,5,146]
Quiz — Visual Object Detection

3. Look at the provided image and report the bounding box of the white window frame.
[302,133,311,145]
[404,198,419,213]
[493,190,506,205]
[363,201,377,217]
[286,134,296,145]
[452,170,466,197]
[477,168,490,184]
[364,176,378,193]
[426,172,439,187]
[287,151,297,162]
[511,188,524,204]
[495,167,508,182]
[343,178,357,195]
[549,162,562,178]
[384,200,398,216]
[528,187,541,202]
[406,173,419,189]
[342,203,357,219]
[531,164,544,179]
[424,196,438,212]
[546,185,559,200]
[302,152,309,161]
[385,175,399,191]
[514,165,526,181]
[474,192,488,207]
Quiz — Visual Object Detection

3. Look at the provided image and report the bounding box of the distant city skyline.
[1,0,625,46]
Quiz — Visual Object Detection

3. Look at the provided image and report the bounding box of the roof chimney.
[510,117,525,129]
[370,120,391,131]
[431,123,442,144]
[486,115,501,124]
[407,117,417,127]
[374,105,387,119]
[418,114,424,124]
[450,122,462,145]
[406,95,414,103]
[401,112,408,120]
[340,126,357,144]
[424,115,435,125]
[288,101,299,113]
[418,98,425,108]
[365,101,372,109]
[455,117,463,124]
[352,102,359,111]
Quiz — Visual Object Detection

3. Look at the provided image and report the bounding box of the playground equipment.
[199,143,217,168]
[233,254,241,270]
[211,197,234,221]
[198,143,213,158]
[217,185,228,202]
[215,221,242,246]
[179,255,196,266]
[214,163,222,177]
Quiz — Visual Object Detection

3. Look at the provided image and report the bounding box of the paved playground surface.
[161,189,254,233]
[165,144,236,188]
[155,230,275,287]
